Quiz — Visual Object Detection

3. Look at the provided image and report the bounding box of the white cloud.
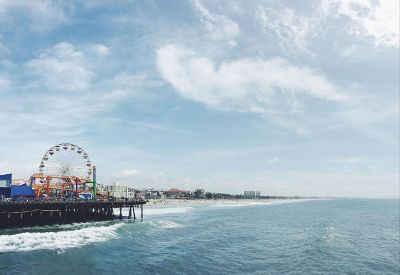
[118,169,141,177]
[157,44,346,116]
[265,157,283,165]
[91,44,109,57]
[26,42,93,92]
[0,35,8,54]
[326,157,368,164]
[0,0,69,31]
[323,0,399,48]
[256,0,399,55]
[0,75,11,92]
[339,44,359,58]
[257,6,317,55]
[192,0,240,43]
[111,168,170,189]
[0,42,153,143]
[99,89,127,102]
[118,120,199,136]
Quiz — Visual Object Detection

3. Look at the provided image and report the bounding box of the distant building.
[0,174,12,188]
[104,182,135,198]
[96,183,106,194]
[243,191,261,199]
[135,188,164,200]
[0,174,35,200]
[164,188,190,199]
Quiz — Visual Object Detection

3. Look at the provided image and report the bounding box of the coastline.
[145,198,318,207]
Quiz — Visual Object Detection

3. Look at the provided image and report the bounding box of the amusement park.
[0,143,98,201]
[0,143,146,229]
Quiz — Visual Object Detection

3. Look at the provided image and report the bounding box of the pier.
[0,200,145,229]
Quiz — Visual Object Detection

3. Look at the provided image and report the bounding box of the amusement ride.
[29,143,97,199]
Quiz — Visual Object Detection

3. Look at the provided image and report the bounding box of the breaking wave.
[0,223,123,253]
[145,207,192,216]
[210,199,316,208]
[115,207,192,217]
[148,220,183,229]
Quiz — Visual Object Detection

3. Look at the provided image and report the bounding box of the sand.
[146,198,289,207]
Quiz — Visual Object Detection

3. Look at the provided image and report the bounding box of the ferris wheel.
[38,143,92,181]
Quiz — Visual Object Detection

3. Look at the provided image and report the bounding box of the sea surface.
[0,199,399,274]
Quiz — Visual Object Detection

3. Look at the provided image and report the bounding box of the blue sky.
[0,0,398,198]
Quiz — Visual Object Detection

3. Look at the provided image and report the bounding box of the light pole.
[92,166,97,200]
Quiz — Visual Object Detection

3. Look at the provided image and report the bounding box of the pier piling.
[0,200,145,229]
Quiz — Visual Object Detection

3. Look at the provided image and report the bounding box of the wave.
[0,223,123,253]
[322,226,345,243]
[145,207,192,216]
[114,206,192,217]
[210,202,265,208]
[148,220,183,229]
[210,199,317,208]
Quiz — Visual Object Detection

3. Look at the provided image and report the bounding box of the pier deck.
[0,200,145,229]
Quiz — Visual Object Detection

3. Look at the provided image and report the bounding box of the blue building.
[0,174,12,187]
[0,174,12,198]
[11,185,35,199]
[0,174,35,200]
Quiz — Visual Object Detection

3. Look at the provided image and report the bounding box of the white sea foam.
[115,207,192,217]
[145,207,192,216]
[323,225,345,242]
[148,220,183,229]
[0,223,123,253]
[210,199,316,208]
[211,202,265,208]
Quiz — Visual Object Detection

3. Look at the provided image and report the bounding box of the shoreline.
[145,198,320,207]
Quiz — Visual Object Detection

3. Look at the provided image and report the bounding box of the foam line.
[0,223,123,253]
[115,206,192,217]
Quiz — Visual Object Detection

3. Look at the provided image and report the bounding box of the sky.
[0,0,398,198]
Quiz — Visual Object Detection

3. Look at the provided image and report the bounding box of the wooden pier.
[0,200,145,229]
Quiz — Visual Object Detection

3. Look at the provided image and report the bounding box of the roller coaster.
[20,143,97,200]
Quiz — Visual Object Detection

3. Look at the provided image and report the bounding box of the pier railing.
[0,199,146,229]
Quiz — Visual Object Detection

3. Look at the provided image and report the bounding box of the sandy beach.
[145,198,309,207]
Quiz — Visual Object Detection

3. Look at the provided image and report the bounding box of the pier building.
[0,199,145,229]
[0,143,146,229]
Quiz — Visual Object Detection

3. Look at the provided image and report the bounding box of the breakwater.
[0,200,145,229]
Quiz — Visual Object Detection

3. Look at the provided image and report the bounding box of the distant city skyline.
[0,0,398,198]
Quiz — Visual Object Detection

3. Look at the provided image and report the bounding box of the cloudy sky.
[0,0,398,198]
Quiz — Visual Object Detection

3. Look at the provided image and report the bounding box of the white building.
[105,182,135,198]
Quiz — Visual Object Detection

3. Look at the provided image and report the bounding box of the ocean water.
[0,199,398,274]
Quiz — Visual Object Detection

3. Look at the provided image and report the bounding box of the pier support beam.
[0,201,145,229]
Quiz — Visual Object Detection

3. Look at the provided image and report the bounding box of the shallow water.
[0,199,398,274]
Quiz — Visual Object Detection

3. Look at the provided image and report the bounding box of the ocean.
[0,199,399,274]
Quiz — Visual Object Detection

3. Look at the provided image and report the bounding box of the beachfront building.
[104,182,135,198]
[96,183,106,195]
[135,188,165,200]
[243,191,261,199]
[164,188,190,199]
